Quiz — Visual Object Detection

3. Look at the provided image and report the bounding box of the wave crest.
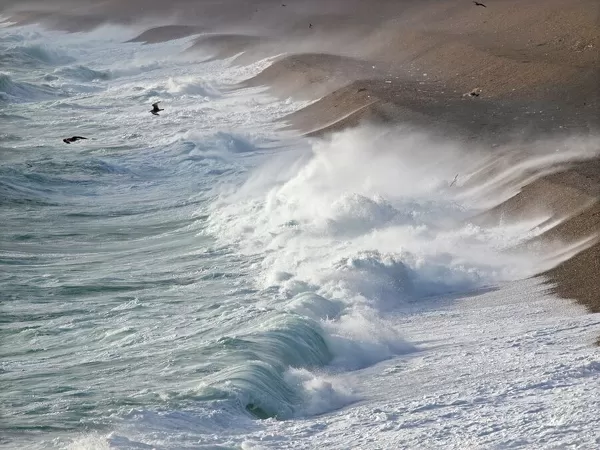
[53,65,112,82]
[0,44,74,67]
[0,73,63,103]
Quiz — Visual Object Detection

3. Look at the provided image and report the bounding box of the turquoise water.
[0,25,318,447]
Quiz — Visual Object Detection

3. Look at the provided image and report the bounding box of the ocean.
[1,21,599,449]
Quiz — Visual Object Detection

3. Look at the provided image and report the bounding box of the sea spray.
[206,125,600,410]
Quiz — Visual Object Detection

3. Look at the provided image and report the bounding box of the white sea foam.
[208,126,591,300]
[283,367,357,416]
[207,124,600,383]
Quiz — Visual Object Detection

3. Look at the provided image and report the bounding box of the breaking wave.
[202,125,599,419]
[0,43,74,68]
[53,65,112,82]
[0,73,64,103]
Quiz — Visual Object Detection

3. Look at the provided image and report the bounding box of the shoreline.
[2,0,599,316]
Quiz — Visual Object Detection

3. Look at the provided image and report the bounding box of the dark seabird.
[449,174,459,187]
[63,136,87,144]
[150,102,164,116]
[473,1,487,6]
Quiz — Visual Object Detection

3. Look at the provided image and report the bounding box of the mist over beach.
[1,1,599,449]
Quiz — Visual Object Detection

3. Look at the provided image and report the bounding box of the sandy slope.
[2,0,600,314]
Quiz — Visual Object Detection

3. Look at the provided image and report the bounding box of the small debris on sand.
[463,87,482,98]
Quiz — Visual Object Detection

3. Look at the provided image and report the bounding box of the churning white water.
[1,23,599,450]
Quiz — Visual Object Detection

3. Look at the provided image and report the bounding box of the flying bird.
[473,1,487,6]
[63,136,87,144]
[150,102,164,116]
